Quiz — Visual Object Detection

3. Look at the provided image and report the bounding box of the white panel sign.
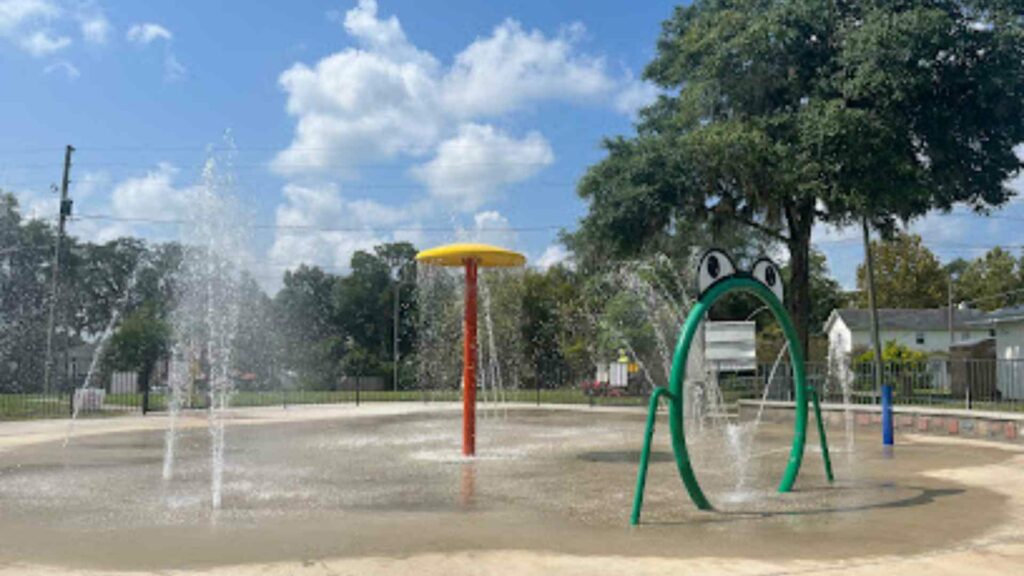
[705,321,757,372]
[609,363,629,388]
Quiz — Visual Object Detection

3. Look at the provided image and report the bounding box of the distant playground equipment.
[416,243,527,456]
[631,250,834,524]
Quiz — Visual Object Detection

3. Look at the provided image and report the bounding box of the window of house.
[915,332,926,345]
[990,329,997,338]
[961,331,971,340]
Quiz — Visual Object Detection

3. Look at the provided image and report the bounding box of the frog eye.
[697,249,736,295]
[752,257,784,303]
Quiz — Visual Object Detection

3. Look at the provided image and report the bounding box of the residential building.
[824,308,992,364]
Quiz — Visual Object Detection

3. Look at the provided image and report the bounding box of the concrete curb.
[738,400,1024,443]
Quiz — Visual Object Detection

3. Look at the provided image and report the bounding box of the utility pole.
[860,216,884,396]
[43,145,74,394]
[948,273,955,346]
[393,278,400,393]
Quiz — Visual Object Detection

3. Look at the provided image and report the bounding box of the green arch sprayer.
[630,250,833,525]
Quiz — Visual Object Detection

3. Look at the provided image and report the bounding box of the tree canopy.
[855,233,947,308]
[955,247,1024,310]
[575,0,1024,348]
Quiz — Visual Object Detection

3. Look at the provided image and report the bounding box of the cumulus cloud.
[0,0,59,35]
[441,19,614,117]
[20,28,68,54]
[268,182,394,273]
[412,123,553,211]
[126,22,171,44]
[454,209,518,248]
[615,78,660,117]
[0,0,57,27]
[163,52,186,81]
[273,0,625,181]
[110,163,194,220]
[536,244,572,270]
[272,44,442,175]
[79,14,108,44]
[267,1,648,279]
[0,1,113,63]
[43,59,78,78]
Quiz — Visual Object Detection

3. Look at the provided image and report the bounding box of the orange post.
[416,243,524,458]
[462,258,478,456]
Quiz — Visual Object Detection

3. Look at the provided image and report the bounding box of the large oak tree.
[576,0,1024,349]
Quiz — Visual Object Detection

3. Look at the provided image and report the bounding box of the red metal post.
[462,258,478,456]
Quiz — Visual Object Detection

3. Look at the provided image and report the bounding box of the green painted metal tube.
[810,387,835,483]
[665,277,809,501]
[631,386,669,526]
[630,275,829,521]
[667,299,713,510]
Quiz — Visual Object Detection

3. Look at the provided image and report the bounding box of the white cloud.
[20,28,68,54]
[273,0,626,180]
[266,1,653,280]
[79,14,109,44]
[126,22,171,44]
[441,19,615,117]
[0,1,110,58]
[536,244,572,270]
[268,182,391,274]
[272,47,442,175]
[412,123,553,211]
[615,78,659,117]
[110,163,194,220]
[43,59,78,78]
[341,0,429,65]
[163,52,185,81]
[0,0,59,34]
[455,209,518,249]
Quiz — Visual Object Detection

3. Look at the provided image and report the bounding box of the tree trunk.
[785,201,815,358]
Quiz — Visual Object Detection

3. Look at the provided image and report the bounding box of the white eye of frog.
[697,249,737,295]
[752,258,784,303]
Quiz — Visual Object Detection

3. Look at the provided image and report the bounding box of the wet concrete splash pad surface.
[0,405,1016,573]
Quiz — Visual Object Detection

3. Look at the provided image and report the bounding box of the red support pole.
[462,258,478,456]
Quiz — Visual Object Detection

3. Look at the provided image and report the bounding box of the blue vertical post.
[881,384,894,446]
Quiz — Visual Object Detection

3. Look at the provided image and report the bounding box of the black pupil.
[707,255,720,278]
[765,266,776,286]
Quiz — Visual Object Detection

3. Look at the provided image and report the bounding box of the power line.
[70,213,565,233]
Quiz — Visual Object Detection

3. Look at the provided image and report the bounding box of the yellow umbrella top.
[415,243,527,268]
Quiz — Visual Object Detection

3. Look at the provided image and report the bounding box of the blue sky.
[2,0,1022,292]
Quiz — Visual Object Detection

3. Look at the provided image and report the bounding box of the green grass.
[3,387,1019,422]
[0,393,72,420]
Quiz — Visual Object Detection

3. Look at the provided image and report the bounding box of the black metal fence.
[3,359,1023,421]
[719,359,1024,412]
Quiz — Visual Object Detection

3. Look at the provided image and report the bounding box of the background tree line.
[4,197,1023,396]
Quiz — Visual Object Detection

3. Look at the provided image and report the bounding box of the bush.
[854,340,928,364]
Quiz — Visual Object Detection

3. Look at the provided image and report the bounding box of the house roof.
[825,308,989,333]
[967,305,1024,325]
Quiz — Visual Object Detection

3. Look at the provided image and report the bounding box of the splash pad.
[416,243,526,456]
[631,250,834,524]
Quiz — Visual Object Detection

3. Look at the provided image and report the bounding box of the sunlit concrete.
[0,404,1020,575]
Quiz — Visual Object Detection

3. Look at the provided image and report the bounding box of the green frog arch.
[630,250,833,525]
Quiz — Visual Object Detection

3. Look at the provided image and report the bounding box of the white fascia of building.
[967,306,1024,400]
[824,308,993,364]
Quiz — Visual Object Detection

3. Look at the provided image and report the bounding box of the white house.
[968,305,1024,399]
[824,308,993,364]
